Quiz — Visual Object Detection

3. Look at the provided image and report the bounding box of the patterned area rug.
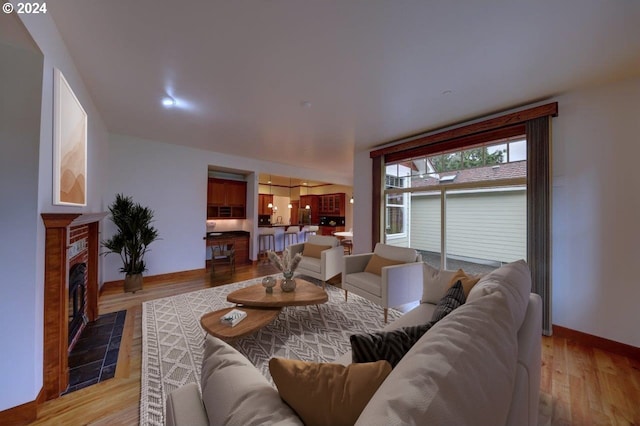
[140,275,400,426]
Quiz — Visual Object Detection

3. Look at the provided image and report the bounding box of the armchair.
[288,235,343,288]
[342,243,423,322]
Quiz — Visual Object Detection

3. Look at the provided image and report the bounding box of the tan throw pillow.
[364,254,405,276]
[448,269,481,298]
[302,243,331,259]
[269,358,392,426]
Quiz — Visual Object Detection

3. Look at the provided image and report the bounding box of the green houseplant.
[102,194,159,293]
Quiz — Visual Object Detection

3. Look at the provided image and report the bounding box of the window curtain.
[526,116,552,335]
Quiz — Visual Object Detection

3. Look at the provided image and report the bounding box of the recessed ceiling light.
[442,90,453,96]
[162,96,176,107]
[300,101,312,109]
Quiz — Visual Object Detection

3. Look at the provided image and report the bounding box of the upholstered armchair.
[342,243,423,322]
[288,235,343,288]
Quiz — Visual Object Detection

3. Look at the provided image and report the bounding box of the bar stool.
[258,228,276,263]
[283,226,300,248]
[302,225,320,241]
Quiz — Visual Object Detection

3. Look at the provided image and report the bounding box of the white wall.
[0,12,110,411]
[105,134,351,282]
[551,76,640,347]
[0,25,43,411]
[353,75,640,348]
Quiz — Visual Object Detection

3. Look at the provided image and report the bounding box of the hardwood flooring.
[28,262,639,425]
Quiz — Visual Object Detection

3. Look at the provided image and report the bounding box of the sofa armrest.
[166,382,208,426]
[344,253,373,276]
[381,262,424,308]
[321,245,344,279]
[506,293,542,426]
[288,242,305,257]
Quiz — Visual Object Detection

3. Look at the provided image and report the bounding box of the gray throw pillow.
[430,280,466,323]
[350,323,434,368]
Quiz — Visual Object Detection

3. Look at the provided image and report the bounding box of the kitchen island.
[258,224,311,252]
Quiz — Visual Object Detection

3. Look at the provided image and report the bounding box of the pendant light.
[287,178,293,209]
[304,183,310,209]
[267,175,273,208]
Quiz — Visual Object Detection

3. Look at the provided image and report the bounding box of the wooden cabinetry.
[318,193,346,215]
[319,225,345,236]
[207,178,247,219]
[206,233,250,264]
[258,194,274,215]
[299,195,319,223]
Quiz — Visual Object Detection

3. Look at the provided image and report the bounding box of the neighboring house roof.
[410,160,526,187]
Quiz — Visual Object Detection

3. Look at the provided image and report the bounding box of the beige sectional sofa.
[166,260,542,426]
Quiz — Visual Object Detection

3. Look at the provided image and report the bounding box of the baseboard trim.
[0,386,42,426]
[553,325,640,360]
[100,268,207,293]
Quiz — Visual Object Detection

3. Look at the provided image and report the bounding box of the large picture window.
[383,137,527,274]
[371,102,556,335]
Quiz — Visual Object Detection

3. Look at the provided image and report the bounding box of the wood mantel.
[41,212,107,400]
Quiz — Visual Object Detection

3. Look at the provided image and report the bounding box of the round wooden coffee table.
[200,278,329,342]
[200,306,281,342]
[227,278,328,307]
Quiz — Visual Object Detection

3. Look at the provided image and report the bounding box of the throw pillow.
[350,323,434,367]
[302,243,331,259]
[364,254,405,276]
[269,358,392,426]
[431,280,466,323]
[448,269,481,298]
[421,262,458,304]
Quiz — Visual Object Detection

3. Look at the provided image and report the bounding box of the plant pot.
[124,273,143,293]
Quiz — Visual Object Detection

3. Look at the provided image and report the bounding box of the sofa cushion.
[364,254,405,276]
[344,271,382,297]
[302,243,331,259]
[431,280,466,323]
[448,269,481,298]
[350,323,434,367]
[356,288,520,426]
[200,336,302,425]
[467,259,531,329]
[269,358,392,426]
[298,256,321,273]
[421,262,458,304]
[373,243,419,263]
[307,234,339,248]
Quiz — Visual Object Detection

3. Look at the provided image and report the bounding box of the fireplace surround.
[41,212,106,400]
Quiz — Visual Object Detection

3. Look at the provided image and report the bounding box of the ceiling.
[48,1,640,182]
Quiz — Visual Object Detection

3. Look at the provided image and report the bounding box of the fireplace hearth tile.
[63,310,126,395]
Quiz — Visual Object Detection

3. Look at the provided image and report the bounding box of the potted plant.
[102,194,159,293]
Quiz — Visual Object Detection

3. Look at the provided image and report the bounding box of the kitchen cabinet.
[318,193,345,216]
[205,232,250,264]
[319,225,345,236]
[207,178,247,219]
[299,195,319,223]
[258,194,274,215]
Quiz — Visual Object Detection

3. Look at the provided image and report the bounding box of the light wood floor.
[29,262,640,425]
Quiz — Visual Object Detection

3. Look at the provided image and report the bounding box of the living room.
[2,1,640,424]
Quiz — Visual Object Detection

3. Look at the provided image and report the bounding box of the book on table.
[220,308,247,327]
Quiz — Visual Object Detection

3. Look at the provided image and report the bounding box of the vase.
[124,273,143,293]
[281,272,296,292]
[262,276,276,293]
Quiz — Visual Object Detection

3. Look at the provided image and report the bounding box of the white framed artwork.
[53,68,87,206]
